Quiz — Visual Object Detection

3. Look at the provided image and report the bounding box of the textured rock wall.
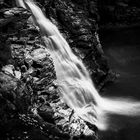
[98,0,140,25]
[0,1,103,139]
[0,0,118,139]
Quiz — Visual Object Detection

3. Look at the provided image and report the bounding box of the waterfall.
[17,0,140,131]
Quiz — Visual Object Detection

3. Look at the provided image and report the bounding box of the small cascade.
[17,0,140,131]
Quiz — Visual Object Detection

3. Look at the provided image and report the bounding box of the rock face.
[0,2,100,140]
[0,7,31,68]
[98,0,140,26]
[0,22,97,139]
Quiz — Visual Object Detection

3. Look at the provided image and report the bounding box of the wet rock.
[0,7,31,28]
[0,36,12,68]
[98,0,140,26]
[0,7,31,69]
[50,99,96,138]
[0,0,119,139]
[1,19,99,139]
[38,104,55,124]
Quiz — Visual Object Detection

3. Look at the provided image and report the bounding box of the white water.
[17,0,140,131]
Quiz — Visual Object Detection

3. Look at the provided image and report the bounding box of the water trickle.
[17,0,140,131]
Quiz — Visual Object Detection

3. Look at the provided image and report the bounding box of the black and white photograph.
[0,0,140,140]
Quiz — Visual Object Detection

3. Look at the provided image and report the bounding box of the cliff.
[0,0,116,140]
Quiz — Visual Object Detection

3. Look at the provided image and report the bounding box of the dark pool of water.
[98,27,140,140]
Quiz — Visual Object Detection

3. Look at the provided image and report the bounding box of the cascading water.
[17,0,140,131]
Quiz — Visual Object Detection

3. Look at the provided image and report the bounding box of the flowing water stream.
[99,27,140,139]
[17,0,140,135]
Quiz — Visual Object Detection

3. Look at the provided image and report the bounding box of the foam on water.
[17,0,140,131]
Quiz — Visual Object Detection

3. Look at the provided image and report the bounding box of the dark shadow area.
[99,27,140,140]
[97,0,140,25]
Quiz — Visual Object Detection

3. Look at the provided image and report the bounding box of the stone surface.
[98,0,140,27]
[0,0,120,139]
[0,6,97,139]
[0,7,31,68]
